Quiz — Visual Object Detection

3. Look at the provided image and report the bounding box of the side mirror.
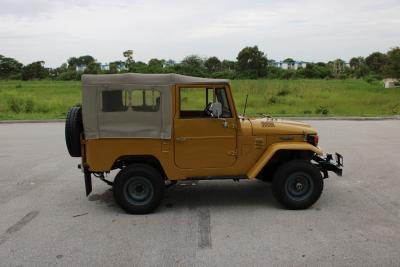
[210,102,222,118]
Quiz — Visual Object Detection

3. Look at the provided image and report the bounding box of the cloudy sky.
[1,0,399,67]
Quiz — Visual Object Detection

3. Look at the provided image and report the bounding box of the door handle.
[218,118,228,128]
[175,137,187,142]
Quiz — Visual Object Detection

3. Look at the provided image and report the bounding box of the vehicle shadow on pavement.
[162,180,279,211]
[87,189,120,212]
[87,180,279,214]
[88,189,115,205]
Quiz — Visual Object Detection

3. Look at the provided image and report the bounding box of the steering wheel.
[204,102,212,116]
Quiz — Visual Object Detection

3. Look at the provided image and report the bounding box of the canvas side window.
[101,90,129,112]
[132,89,161,112]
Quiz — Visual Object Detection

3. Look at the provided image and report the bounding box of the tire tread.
[272,160,323,209]
[113,164,164,214]
[65,107,83,157]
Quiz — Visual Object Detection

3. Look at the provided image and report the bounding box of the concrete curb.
[280,116,400,121]
[0,119,64,124]
[0,116,399,124]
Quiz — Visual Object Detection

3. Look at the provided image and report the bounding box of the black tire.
[113,164,165,214]
[272,160,323,209]
[65,107,83,157]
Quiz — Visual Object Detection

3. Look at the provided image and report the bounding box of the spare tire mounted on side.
[65,106,83,157]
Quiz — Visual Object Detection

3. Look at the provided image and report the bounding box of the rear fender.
[247,142,323,179]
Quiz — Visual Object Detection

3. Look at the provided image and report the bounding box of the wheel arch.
[247,142,322,180]
[112,155,167,179]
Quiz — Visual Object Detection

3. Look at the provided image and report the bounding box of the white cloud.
[0,0,399,67]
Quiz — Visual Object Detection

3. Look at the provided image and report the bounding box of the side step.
[185,175,248,181]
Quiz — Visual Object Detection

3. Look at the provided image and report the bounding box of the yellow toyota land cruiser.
[65,73,343,214]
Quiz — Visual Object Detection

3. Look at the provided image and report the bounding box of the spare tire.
[65,106,83,157]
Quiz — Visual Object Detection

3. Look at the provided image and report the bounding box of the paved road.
[0,121,399,266]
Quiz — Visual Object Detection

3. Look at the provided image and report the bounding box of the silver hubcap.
[123,176,154,205]
[295,182,304,191]
[285,172,314,201]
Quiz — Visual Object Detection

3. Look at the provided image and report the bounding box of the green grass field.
[0,79,399,120]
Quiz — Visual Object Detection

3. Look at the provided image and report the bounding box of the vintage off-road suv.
[65,73,343,214]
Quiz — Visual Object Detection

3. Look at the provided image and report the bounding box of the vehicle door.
[174,86,237,169]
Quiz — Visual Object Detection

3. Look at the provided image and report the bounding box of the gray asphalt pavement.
[0,121,399,266]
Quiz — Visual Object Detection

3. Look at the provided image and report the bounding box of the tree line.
[0,46,399,82]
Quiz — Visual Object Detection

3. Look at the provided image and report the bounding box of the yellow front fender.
[247,142,323,179]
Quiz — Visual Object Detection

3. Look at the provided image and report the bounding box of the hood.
[246,117,317,136]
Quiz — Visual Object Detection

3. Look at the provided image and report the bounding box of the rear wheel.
[272,160,323,209]
[113,164,165,214]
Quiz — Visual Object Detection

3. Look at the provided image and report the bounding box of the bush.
[266,66,285,79]
[337,74,349,80]
[24,99,35,113]
[281,70,296,80]
[268,96,278,104]
[21,61,48,80]
[8,96,25,113]
[6,96,39,113]
[8,73,22,80]
[391,104,400,114]
[210,70,237,79]
[277,88,290,96]
[58,71,79,81]
[35,103,50,113]
[363,74,382,85]
[315,105,329,115]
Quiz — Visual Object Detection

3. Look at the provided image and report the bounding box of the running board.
[185,175,248,181]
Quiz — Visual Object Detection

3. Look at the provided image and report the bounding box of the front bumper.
[313,153,343,178]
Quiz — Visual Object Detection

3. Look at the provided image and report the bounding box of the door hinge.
[228,150,238,156]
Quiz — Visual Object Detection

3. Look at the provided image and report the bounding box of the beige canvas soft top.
[81,73,229,140]
[82,73,229,86]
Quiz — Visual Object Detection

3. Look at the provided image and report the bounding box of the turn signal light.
[314,135,319,146]
[307,135,319,146]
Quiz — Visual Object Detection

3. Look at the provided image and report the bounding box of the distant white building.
[76,65,86,72]
[164,59,176,67]
[100,64,109,71]
[115,63,127,71]
[383,78,399,88]
[108,62,127,72]
[76,62,127,72]
[271,60,307,70]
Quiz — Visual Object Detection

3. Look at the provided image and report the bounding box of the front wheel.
[113,164,165,214]
[272,160,323,209]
